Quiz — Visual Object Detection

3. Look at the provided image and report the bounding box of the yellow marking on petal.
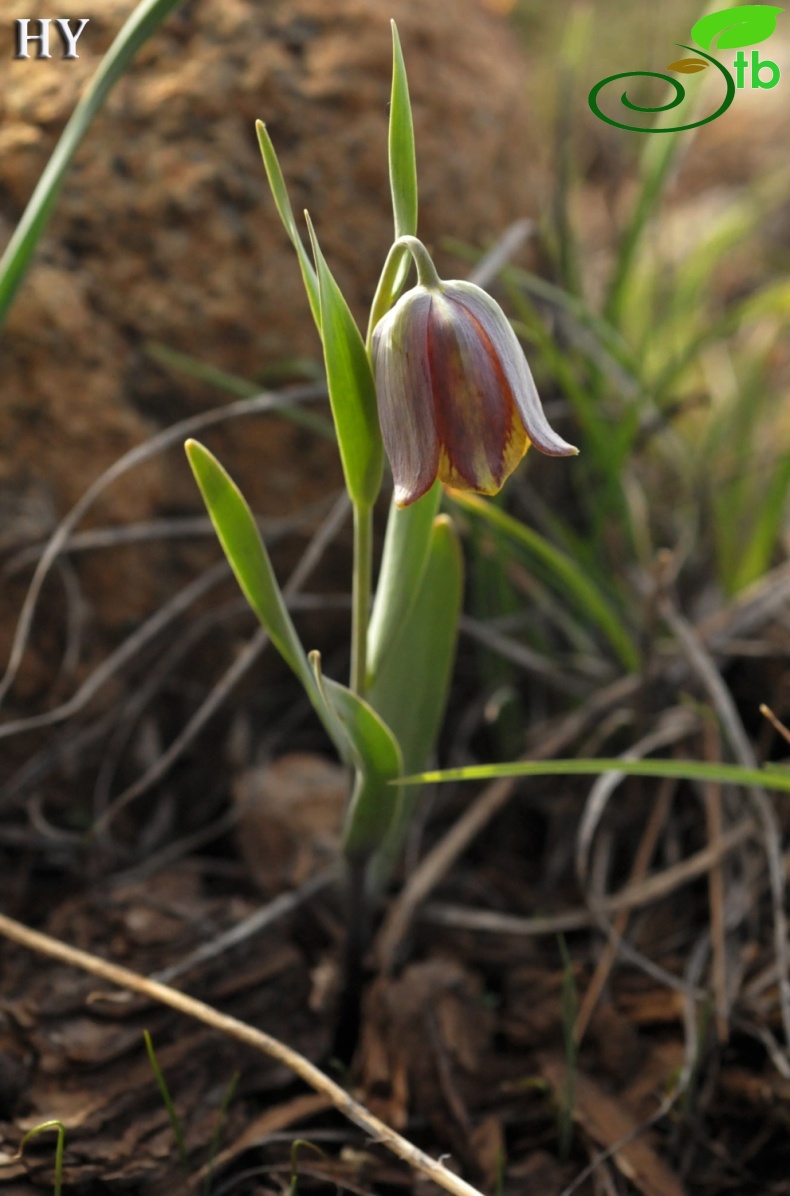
[436,419,529,496]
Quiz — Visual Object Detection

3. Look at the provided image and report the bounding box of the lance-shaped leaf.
[387,20,418,300]
[691,5,782,50]
[185,439,345,753]
[310,654,403,862]
[366,480,442,686]
[367,514,463,890]
[305,213,384,510]
[255,121,320,332]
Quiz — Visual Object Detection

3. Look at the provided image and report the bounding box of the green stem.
[365,235,442,350]
[366,241,410,350]
[351,502,373,695]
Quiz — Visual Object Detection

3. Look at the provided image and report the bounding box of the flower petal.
[447,281,578,458]
[372,288,439,506]
[428,293,528,494]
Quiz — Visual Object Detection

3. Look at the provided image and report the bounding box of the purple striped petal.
[372,287,438,506]
[447,281,578,458]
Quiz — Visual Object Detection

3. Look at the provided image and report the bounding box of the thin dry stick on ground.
[0,911,485,1196]
[0,384,326,707]
[660,595,790,1052]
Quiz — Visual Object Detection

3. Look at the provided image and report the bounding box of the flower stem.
[397,235,442,289]
[366,240,410,350]
[350,500,372,696]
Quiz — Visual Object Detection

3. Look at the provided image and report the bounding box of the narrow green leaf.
[449,491,639,672]
[691,4,782,50]
[368,515,462,775]
[146,343,335,439]
[185,440,310,682]
[400,756,790,794]
[305,214,384,509]
[389,21,418,240]
[255,121,321,332]
[186,441,353,757]
[366,481,442,685]
[0,0,184,332]
[731,452,790,592]
[203,1072,240,1196]
[310,656,402,861]
[144,1031,187,1169]
[18,1122,66,1196]
[367,514,463,889]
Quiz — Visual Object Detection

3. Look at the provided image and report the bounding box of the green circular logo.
[588,44,736,132]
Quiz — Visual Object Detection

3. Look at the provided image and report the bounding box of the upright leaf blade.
[366,481,442,685]
[389,21,418,241]
[385,21,419,304]
[305,215,384,509]
[368,514,462,774]
[255,121,321,332]
[367,514,463,890]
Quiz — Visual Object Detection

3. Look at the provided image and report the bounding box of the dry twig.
[0,911,485,1196]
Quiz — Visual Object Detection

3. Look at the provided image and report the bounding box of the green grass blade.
[601,26,738,331]
[203,1071,239,1196]
[449,491,639,672]
[255,121,321,331]
[18,1121,66,1196]
[551,6,592,296]
[731,452,790,593]
[400,757,790,793]
[305,214,383,509]
[0,0,184,332]
[144,1031,187,1169]
[146,344,335,440]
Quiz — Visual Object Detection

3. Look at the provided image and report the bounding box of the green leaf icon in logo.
[691,4,782,51]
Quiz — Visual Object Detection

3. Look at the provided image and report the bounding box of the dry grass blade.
[421,817,754,936]
[574,775,675,1045]
[375,674,643,973]
[660,596,790,1054]
[150,869,337,985]
[541,1057,685,1196]
[0,384,325,708]
[702,718,730,1042]
[0,912,486,1196]
[92,492,350,840]
[575,707,699,887]
[0,560,231,745]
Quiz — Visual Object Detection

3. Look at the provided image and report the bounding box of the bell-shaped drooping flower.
[371,237,577,506]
